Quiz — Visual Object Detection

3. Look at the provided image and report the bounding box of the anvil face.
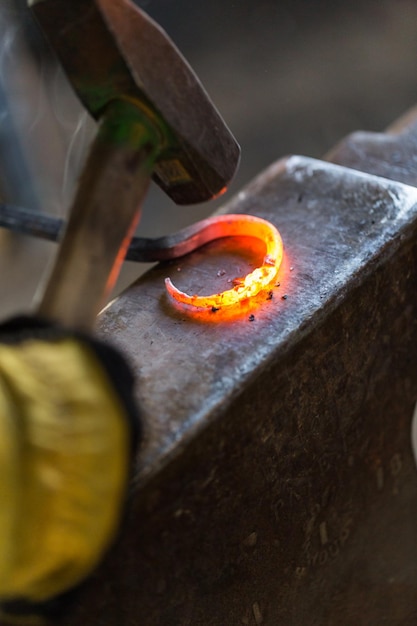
[66,156,417,624]
[100,156,417,479]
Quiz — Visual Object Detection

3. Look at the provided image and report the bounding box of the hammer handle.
[36,100,161,330]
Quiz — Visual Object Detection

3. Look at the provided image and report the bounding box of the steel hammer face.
[29,0,240,204]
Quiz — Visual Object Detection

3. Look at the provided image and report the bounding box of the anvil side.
[62,150,417,622]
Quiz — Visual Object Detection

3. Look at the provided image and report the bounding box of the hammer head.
[29,0,240,204]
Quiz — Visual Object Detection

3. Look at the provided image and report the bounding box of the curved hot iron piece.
[165,214,283,310]
[0,206,284,311]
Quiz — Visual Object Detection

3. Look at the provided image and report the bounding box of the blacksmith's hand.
[0,316,139,624]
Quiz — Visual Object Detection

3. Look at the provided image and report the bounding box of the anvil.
[35,107,417,626]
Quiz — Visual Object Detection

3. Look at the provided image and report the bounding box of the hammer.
[29,0,240,330]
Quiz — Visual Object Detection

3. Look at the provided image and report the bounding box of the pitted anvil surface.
[56,131,417,625]
[327,105,417,187]
[98,157,417,482]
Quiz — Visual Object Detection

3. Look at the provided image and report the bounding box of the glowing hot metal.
[165,214,283,311]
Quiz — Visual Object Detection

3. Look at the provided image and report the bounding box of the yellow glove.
[0,316,138,623]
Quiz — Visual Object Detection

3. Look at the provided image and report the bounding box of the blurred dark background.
[1,0,417,317]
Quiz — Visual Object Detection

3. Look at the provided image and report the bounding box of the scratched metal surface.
[98,156,417,483]
[327,105,417,186]
[58,155,417,625]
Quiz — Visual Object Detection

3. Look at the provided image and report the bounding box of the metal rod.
[0,204,62,241]
[0,204,256,264]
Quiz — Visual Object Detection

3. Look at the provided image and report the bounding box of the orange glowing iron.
[164,214,283,311]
